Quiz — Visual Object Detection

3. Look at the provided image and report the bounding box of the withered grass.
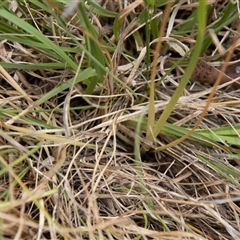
[0,1,240,239]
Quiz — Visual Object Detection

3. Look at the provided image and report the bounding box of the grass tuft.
[0,0,240,239]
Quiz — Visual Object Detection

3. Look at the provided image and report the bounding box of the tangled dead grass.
[0,0,240,239]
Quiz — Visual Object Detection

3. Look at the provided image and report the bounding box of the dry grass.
[0,0,240,239]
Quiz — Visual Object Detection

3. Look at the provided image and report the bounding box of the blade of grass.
[199,155,240,188]
[201,1,238,54]
[37,67,96,105]
[3,67,96,126]
[144,5,151,74]
[155,12,240,151]
[86,0,117,18]
[134,109,170,231]
[126,118,229,152]
[151,1,207,139]
[0,62,72,70]
[196,125,240,136]
[2,166,30,201]
[0,9,77,70]
[0,153,72,239]
[77,2,108,93]
[145,1,173,144]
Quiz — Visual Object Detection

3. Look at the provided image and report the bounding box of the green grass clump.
[0,0,240,239]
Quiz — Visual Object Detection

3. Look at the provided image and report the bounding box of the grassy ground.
[0,0,240,239]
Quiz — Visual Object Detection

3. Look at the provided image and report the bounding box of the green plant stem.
[152,1,206,139]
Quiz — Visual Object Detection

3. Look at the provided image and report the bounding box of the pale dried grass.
[0,0,240,240]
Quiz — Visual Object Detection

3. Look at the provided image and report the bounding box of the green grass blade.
[0,62,72,70]
[0,9,77,70]
[86,0,117,17]
[37,67,96,105]
[151,1,207,139]
[201,1,238,54]
[77,2,108,92]
[196,125,240,136]
[199,155,240,188]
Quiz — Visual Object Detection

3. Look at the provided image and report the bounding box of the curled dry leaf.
[191,58,240,88]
